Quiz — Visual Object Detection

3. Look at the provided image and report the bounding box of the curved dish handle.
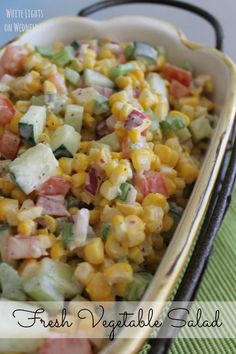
[78,0,223,50]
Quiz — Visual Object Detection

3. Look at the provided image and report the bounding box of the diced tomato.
[134,175,150,196]
[0,130,20,159]
[37,195,69,217]
[0,94,16,125]
[7,235,47,260]
[48,73,67,95]
[0,45,28,76]
[40,338,92,354]
[37,176,71,196]
[162,63,192,87]
[117,51,126,64]
[170,80,190,99]
[85,167,103,196]
[124,109,147,130]
[134,172,169,198]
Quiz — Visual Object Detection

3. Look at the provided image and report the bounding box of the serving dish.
[1,13,236,354]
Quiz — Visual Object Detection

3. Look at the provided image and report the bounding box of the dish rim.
[1,15,236,354]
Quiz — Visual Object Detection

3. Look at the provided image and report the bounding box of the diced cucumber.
[125,42,157,65]
[0,263,26,301]
[109,63,135,80]
[94,96,110,115]
[35,45,55,57]
[98,132,120,151]
[72,87,100,106]
[22,258,81,302]
[84,69,115,88]
[44,93,67,114]
[101,224,111,242]
[64,104,84,133]
[176,127,192,142]
[19,105,46,144]
[53,46,74,67]
[124,272,152,301]
[62,222,74,249]
[147,72,168,97]
[189,116,213,141]
[9,143,58,195]
[64,67,80,86]
[133,42,157,65]
[50,125,81,158]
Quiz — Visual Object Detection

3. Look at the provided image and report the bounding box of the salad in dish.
[0,37,215,353]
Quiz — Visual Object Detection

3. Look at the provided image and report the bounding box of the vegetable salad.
[0,37,215,353]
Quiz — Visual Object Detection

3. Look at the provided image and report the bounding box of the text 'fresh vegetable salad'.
[0,37,216,353]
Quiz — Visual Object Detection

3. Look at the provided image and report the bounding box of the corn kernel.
[0,198,19,222]
[128,128,141,143]
[86,272,114,301]
[104,262,133,285]
[128,246,144,264]
[163,177,177,196]
[142,205,164,233]
[71,172,87,188]
[139,88,157,109]
[142,193,169,213]
[83,112,95,130]
[119,103,133,122]
[59,157,73,175]
[131,149,153,172]
[98,47,114,59]
[116,76,132,89]
[17,220,36,236]
[89,209,100,225]
[178,163,199,184]
[116,201,143,216]
[113,281,129,297]
[9,113,22,134]
[125,215,145,247]
[168,110,190,126]
[17,206,43,221]
[179,96,199,108]
[50,240,67,260]
[84,238,104,265]
[83,57,96,69]
[110,164,128,185]
[46,113,63,130]
[69,207,78,215]
[72,153,89,172]
[151,155,161,171]
[105,234,128,260]
[100,180,119,201]
[162,214,174,232]
[0,178,15,194]
[109,91,128,106]
[43,215,57,233]
[38,133,50,144]
[111,101,124,117]
[43,80,57,94]
[11,187,27,204]
[112,214,127,242]
[74,262,95,286]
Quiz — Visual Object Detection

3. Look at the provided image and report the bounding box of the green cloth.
[169,185,236,353]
